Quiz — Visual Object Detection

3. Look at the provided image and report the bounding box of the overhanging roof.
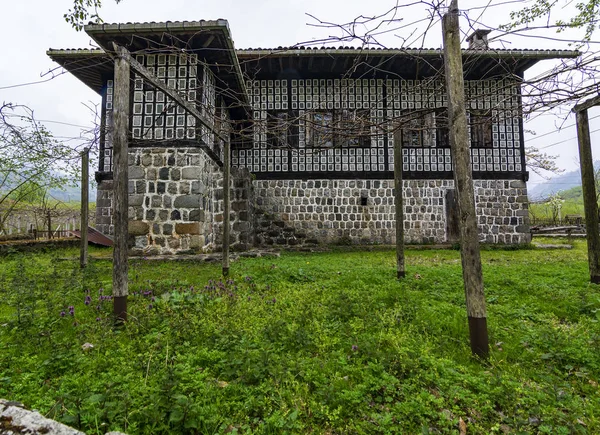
[48,20,580,111]
[236,46,580,80]
[48,20,249,118]
[46,48,111,94]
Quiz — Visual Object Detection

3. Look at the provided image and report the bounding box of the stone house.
[48,20,578,254]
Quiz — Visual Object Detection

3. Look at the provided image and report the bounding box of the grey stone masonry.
[95,180,113,236]
[94,149,258,256]
[127,147,221,255]
[212,167,255,252]
[95,163,530,254]
[252,179,531,247]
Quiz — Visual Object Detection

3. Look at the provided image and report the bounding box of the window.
[469,111,493,147]
[267,111,289,148]
[306,111,334,148]
[335,110,371,147]
[401,111,437,147]
[305,110,371,148]
[435,109,450,147]
[265,110,298,148]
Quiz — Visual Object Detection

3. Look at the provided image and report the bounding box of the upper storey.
[48,20,249,120]
[47,20,579,180]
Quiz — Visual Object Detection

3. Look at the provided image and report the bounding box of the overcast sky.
[1,0,598,194]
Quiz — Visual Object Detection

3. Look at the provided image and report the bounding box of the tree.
[64,0,122,31]
[504,0,600,44]
[525,146,565,178]
[0,103,80,233]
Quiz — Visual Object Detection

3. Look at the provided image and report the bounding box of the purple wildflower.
[68,306,75,316]
[60,311,66,317]
[148,304,153,309]
[352,345,359,352]
[84,296,91,306]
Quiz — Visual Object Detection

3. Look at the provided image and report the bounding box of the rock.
[0,398,85,434]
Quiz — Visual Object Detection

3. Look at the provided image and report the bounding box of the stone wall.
[252,178,530,247]
[127,147,221,255]
[212,168,255,252]
[95,169,530,253]
[95,179,113,236]
[95,150,256,255]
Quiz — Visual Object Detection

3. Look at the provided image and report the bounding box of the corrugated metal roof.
[84,19,231,34]
[70,227,113,247]
[236,46,579,58]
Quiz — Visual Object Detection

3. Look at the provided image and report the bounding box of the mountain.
[49,183,97,203]
[528,161,600,201]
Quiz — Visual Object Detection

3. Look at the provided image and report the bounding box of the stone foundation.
[212,167,255,252]
[96,162,531,253]
[252,178,531,247]
[95,180,113,236]
[125,147,221,255]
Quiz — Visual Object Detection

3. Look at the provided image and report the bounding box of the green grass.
[1,244,600,434]
[529,200,585,221]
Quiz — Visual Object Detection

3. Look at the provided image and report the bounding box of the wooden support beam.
[443,0,489,358]
[112,46,130,323]
[222,135,231,276]
[80,147,89,269]
[330,56,338,73]
[393,129,405,279]
[203,34,215,48]
[575,108,600,283]
[573,94,600,113]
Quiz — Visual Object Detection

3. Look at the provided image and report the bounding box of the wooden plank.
[222,135,231,276]
[445,189,460,242]
[575,109,600,283]
[443,0,489,358]
[80,147,89,268]
[112,47,130,323]
[393,129,405,279]
[573,95,600,113]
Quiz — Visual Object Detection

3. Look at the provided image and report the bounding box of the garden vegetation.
[1,242,599,433]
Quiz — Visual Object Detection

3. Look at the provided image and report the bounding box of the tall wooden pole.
[80,147,89,268]
[393,129,405,279]
[575,109,600,283]
[222,135,231,276]
[47,211,52,240]
[112,49,130,322]
[443,0,489,358]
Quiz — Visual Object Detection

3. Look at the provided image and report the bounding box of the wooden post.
[80,147,89,268]
[222,135,231,276]
[443,0,489,358]
[575,109,600,283]
[393,129,405,279]
[112,47,130,323]
[47,211,52,240]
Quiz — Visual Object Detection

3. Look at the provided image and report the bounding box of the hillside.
[528,161,600,201]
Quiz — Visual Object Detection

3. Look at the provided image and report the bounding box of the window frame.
[469,110,493,148]
[305,110,335,148]
[265,109,299,149]
[334,109,371,148]
[401,110,442,148]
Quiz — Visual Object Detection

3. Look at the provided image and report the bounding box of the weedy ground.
[0,240,599,434]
